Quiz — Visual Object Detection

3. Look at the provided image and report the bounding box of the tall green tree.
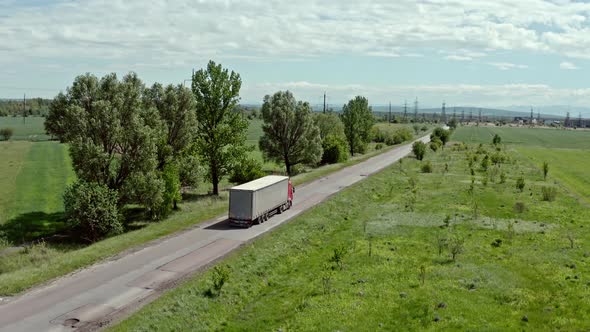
[45,73,163,210]
[314,112,349,164]
[340,96,374,155]
[259,91,322,175]
[143,83,197,171]
[192,61,248,195]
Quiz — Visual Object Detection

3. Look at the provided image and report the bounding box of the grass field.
[452,126,590,149]
[0,117,50,141]
[517,148,590,205]
[0,118,423,295]
[112,142,590,331]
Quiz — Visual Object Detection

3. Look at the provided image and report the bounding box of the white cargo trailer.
[229,175,294,227]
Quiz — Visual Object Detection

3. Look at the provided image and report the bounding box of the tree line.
[0,98,51,117]
[45,61,379,242]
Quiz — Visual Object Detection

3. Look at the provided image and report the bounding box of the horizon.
[3,1,590,115]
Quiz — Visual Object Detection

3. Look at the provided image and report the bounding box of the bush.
[395,127,413,142]
[430,137,442,152]
[541,186,557,201]
[492,134,501,145]
[514,201,527,213]
[421,161,433,173]
[375,143,384,150]
[229,157,265,184]
[158,163,181,217]
[516,176,525,192]
[206,265,230,297]
[385,133,403,146]
[431,127,451,145]
[412,141,426,160]
[322,134,349,164]
[372,128,386,143]
[0,128,14,140]
[63,181,122,242]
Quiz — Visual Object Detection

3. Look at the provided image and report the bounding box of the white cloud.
[445,55,473,61]
[2,0,590,67]
[242,82,590,108]
[559,61,579,70]
[488,62,529,70]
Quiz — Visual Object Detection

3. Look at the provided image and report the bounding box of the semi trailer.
[228,175,294,227]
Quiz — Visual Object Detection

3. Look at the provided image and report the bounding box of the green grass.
[0,141,75,227]
[516,147,590,205]
[452,126,590,149]
[112,143,590,331]
[0,116,50,141]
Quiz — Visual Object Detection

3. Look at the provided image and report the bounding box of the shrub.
[541,186,557,201]
[516,176,525,192]
[375,143,384,150]
[421,161,433,173]
[63,181,122,242]
[413,124,420,134]
[499,172,506,184]
[372,127,386,143]
[514,201,527,214]
[492,134,501,145]
[480,154,490,171]
[395,127,413,142]
[206,265,230,297]
[490,152,507,165]
[322,134,349,164]
[449,235,465,261]
[412,141,426,160]
[431,127,451,146]
[385,133,401,146]
[421,125,428,131]
[230,157,265,184]
[430,137,442,151]
[158,163,181,217]
[0,128,14,141]
[542,161,549,180]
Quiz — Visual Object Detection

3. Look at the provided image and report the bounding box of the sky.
[2,0,590,114]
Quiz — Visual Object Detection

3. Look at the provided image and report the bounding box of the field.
[453,125,590,205]
[517,148,590,205]
[113,141,590,331]
[0,117,50,141]
[0,118,421,295]
[0,141,75,232]
[452,126,590,149]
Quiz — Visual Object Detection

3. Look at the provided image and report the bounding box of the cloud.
[242,82,590,108]
[488,62,529,70]
[559,61,579,70]
[2,0,590,67]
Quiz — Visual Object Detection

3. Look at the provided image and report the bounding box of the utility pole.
[23,93,26,124]
[403,101,408,122]
[469,109,473,122]
[565,112,570,128]
[389,101,392,123]
[478,108,482,123]
[453,107,456,120]
[323,92,326,114]
[414,97,419,123]
[461,109,465,123]
[579,112,583,128]
[441,101,447,123]
[530,107,534,126]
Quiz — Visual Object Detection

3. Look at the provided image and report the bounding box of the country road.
[0,135,429,332]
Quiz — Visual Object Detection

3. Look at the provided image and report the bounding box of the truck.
[228,175,294,227]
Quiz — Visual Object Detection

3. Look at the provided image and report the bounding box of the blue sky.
[2,0,590,114]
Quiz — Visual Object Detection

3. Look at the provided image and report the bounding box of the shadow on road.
[204,219,238,231]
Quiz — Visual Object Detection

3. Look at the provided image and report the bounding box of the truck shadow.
[204,219,240,231]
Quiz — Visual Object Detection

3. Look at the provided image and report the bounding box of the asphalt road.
[0,135,429,332]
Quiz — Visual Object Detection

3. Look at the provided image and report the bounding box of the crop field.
[452,126,590,149]
[0,117,50,141]
[517,147,590,205]
[113,142,590,331]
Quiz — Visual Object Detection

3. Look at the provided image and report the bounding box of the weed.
[541,186,557,202]
[516,176,525,192]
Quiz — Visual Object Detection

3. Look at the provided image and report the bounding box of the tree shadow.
[0,211,68,244]
[182,192,217,202]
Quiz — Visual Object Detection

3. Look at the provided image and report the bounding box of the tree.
[0,128,13,140]
[45,72,163,210]
[143,83,197,171]
[492,134,501,145]
[412,141,426,160]
[448,118,458,130]
[431,127,451,146]
[340,96,374,155]
[259,91,322,175]
[542,161,549,180]
[192,61,248,195]
[314,112,349,164]
[63,181,122,242]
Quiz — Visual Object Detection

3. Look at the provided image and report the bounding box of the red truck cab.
[288,179,294,207]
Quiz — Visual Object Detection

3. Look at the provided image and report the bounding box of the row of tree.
[45,61,377,241]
